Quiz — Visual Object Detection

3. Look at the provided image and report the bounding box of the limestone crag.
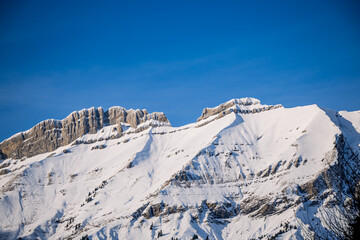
[0,107,169,159]
[197,97,282,122]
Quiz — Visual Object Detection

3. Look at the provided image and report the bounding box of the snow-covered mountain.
[0,97,359,240]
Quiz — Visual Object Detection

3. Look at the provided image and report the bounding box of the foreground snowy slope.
[0,98,359,239]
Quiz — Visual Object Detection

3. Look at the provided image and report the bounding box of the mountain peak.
[0,99,359,239]
[226,97,261,106]
[197,97,282,122]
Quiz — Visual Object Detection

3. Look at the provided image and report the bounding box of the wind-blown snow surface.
[0,100,359,239]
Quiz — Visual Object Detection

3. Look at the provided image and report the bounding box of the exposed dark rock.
[71,140,83,146]
[207,202,239,218]
[46,153,56,158]
[143,202,165,219]
[294,156,302,168]
[91,145,106,150]
[0,169,10,175]
[256,203,276,217]
[270,161,282,175]
[141,203,186,219]
[0,150,7,160]
[131,203,149,222]
[173,170,202,182]
[240,197,269,215]
[116,123,123,134]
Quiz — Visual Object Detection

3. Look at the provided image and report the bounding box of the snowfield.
[0,98,359,240]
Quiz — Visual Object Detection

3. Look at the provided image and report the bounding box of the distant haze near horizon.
[1,0,359,141]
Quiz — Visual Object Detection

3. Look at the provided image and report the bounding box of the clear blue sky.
[1,0,359,141]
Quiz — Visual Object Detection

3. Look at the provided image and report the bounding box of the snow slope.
[0,98,359,240]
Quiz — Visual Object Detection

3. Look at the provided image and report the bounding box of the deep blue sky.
[1,0,360,141]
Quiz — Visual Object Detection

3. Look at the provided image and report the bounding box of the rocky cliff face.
[0,107,169,159]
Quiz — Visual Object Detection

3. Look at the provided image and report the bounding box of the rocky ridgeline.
[197,97,282,122]
[0,107,169,160]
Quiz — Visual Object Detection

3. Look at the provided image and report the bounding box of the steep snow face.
[337,111,360,152]
[0,99,359,240]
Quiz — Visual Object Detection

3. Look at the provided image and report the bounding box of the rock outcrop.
[0,107,169,160]
[197,97,282,122]
[0,150,6,160]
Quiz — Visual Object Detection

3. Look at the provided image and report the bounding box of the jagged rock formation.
[197,97,282,122]
[0,107,169,159]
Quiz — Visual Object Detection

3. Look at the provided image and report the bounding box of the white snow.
[0,99,359,240]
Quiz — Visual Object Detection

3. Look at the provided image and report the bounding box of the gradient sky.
[1,0,360,141]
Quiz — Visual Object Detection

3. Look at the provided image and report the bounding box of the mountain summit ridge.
[0,106,169,160]
[0,97,277,160]
[0,98,359,240]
